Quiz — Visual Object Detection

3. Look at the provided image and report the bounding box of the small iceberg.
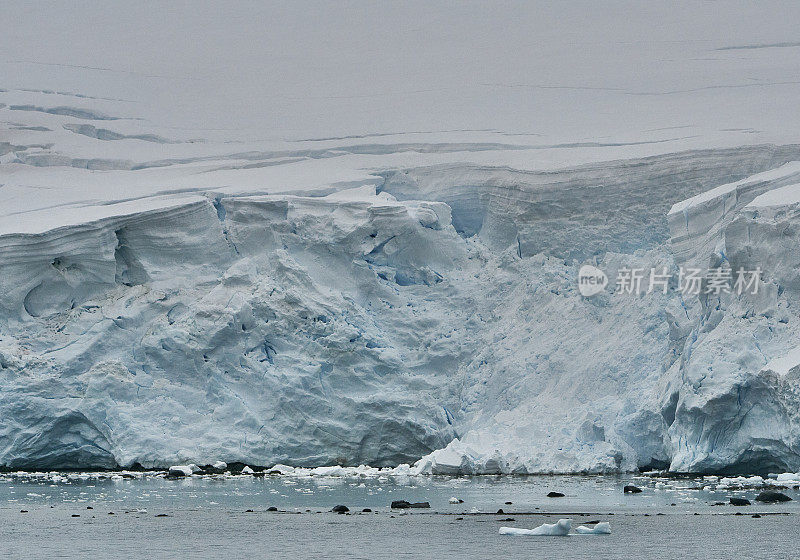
[575,522,611,535]
[168,465,194,477]
[499,519,571,536]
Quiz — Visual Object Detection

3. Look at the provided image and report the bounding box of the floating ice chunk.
[268,464,296,475]
[575,522,611,535]
[499,519,572,536]
[212,461,227,470]
[449,496,462,504]
[241,466,254,475]
[775,473,800,484]
[719,476,765,488]
[500,527,538,536]
[391,464,412,476]
[168,465,194,477]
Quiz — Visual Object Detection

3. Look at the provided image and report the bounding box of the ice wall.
[4,145,800,473]
[0,189,465,468]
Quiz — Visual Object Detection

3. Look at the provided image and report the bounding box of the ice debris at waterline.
[167,465,199,477]
[499,519,572,537]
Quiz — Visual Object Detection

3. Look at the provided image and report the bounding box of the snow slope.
[3,1,800,472]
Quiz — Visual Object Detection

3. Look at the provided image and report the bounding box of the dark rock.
[585,520,599,524]
[502,518,515,521]
[332,505,349,513]
[108,512,114,515]
[547,492,565,498]
[226,462,247,474]
[86,506,93,510]
[730,497,751,506]
[245,509,254,513]
[505,501,512,505]
[496,509,504,514]
[267,506,278,512]
[389,500,429,509]
[266,470,283,476]
[624,485,642,494]
[202,464,226,475]
[456,517,463,520]
[155,514,170,517]
[752,514,761,518]
[71,514,80,518]
[756,491,792,503]
[711,502,725,506]
[20,510,27,513]
[362,508,372,513]
[252,471,265,478]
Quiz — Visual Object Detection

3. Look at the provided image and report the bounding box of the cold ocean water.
[1,472,799,559]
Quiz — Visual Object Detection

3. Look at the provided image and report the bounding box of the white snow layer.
[3,2,800,473]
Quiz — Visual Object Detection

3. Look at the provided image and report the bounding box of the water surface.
[1,472,797,559]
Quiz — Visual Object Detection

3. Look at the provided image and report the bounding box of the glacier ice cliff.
[417,155,800,475]
[3,143,800,473]
[0,188,466,468]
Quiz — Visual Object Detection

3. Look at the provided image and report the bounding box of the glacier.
[3,1,800,474]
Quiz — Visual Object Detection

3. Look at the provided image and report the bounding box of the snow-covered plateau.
[3,1,800,474]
